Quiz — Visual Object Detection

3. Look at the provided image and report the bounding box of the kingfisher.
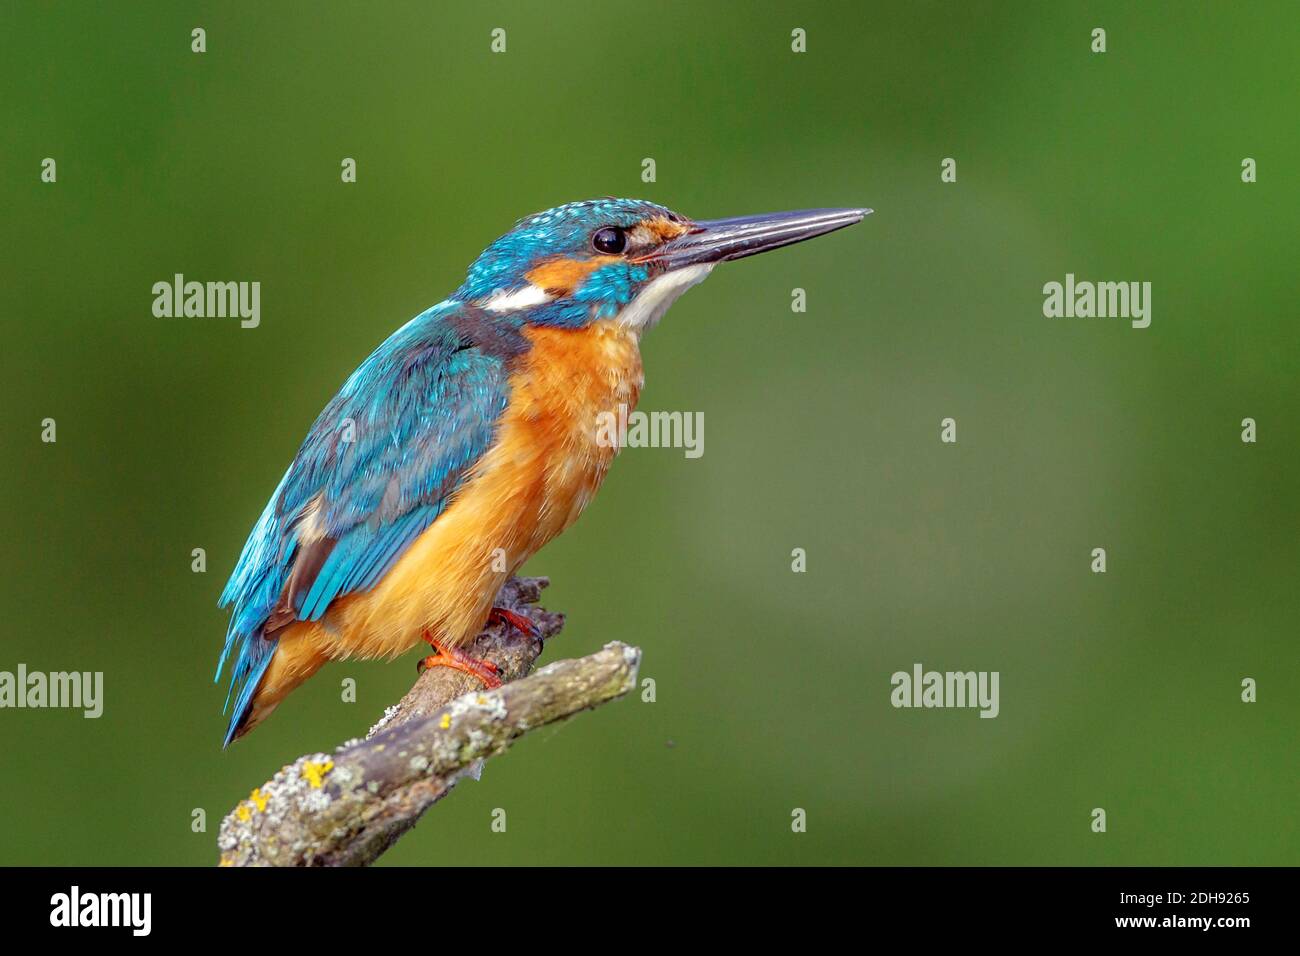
[216,198,869,745]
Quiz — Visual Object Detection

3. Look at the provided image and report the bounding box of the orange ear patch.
[526,256,618,296]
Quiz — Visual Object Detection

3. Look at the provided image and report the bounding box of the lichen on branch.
[217,576,640,867]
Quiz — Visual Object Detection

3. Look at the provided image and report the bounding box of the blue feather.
[215,300,516,743]
[222,640,276,747]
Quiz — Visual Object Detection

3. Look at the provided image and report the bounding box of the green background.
[1,1,1296,866]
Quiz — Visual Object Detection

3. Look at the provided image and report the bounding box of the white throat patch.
[617,264,715,334]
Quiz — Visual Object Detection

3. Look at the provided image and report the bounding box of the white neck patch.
[617,264,715,334]
[480,284,553,313]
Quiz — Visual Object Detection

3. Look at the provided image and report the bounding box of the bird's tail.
[221,628,329,746]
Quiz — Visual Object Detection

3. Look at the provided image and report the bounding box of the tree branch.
[217,576,641,867]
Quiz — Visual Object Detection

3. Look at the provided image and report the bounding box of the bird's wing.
[215,302,526,731]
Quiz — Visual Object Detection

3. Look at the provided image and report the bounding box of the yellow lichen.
[249,788,268,812]
[236,804,251,823]
[301,759,334,788]
[439,713,452,730]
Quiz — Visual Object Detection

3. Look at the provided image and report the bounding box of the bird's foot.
[417,632,503,689]
[488,606,540,638]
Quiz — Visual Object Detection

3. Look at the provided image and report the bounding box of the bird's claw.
[488,605,541,639]
[417,631,503,688]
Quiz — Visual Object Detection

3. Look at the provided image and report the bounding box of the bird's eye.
[591,226,627,255]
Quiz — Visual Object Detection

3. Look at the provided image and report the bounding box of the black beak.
[647,207,871,269]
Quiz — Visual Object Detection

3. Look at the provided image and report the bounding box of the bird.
[215,198,869,745]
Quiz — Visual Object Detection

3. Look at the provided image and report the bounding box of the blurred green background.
[1,1,1296,866]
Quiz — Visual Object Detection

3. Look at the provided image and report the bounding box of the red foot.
[488,606,540,638]
[417,631,502,689]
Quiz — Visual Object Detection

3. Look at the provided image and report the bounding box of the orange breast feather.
[244,320,644,727]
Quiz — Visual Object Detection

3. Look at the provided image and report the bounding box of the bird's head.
[454,198,869,333]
